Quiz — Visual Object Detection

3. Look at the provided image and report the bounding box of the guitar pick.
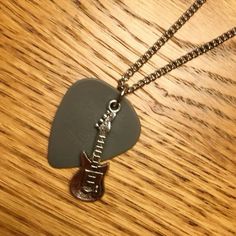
[48,78,141,168]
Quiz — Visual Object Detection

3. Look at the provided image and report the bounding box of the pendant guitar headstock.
[95,100,121,135]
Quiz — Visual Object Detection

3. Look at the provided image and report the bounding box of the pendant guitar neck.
[92,100,121,164]
[91,133,106,164]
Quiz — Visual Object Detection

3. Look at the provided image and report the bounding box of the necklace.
[48,0,236,202]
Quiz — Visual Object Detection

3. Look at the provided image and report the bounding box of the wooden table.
[1,1,236,235]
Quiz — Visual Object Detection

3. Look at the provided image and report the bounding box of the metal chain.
[117,0,236,95]
[125,27,236,94]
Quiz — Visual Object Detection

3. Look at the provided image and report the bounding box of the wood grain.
[1,0,236,235]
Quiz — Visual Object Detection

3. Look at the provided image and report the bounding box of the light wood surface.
[1,0,236,235]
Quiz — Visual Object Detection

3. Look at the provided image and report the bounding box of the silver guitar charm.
[70,100,121,201]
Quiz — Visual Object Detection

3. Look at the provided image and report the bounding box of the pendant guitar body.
[70,151,109,201]
[70,100,120,201]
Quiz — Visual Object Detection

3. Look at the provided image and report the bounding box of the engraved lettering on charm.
[70,100,121,201]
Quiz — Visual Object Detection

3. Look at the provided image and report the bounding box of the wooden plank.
[0,0,236,235]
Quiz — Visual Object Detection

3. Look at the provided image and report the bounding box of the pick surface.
[48,78,141,168]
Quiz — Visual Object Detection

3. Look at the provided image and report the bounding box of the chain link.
[117,0,236,95]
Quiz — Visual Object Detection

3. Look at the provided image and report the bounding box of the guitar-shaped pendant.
[70,99,121,202]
